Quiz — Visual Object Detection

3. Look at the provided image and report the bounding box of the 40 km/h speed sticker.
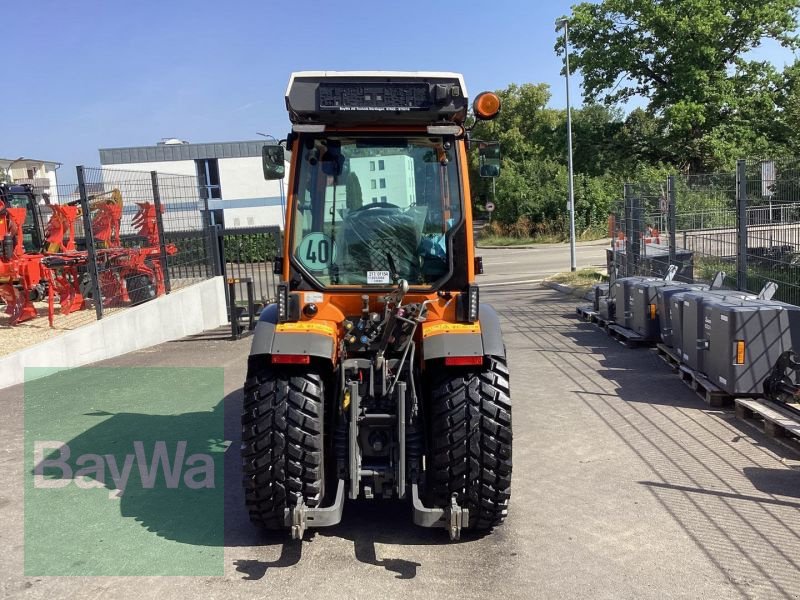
[297,232,337,272]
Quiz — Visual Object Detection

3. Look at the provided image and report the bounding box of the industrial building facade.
[98,140,288,228]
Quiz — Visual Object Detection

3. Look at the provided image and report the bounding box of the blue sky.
[4,0,798,180]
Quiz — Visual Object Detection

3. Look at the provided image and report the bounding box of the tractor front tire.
[241,364,325,529]
[428,355,512,531]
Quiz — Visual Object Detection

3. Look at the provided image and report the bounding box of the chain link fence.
[1,166,218,342]
[613,159,800,306]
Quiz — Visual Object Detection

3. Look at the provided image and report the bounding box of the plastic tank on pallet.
[676,289,757,372]
[702,299,800,395]
[630,279,699,341]
[656,284,708,347]
[592,283,609,312]
[612,276,661,329]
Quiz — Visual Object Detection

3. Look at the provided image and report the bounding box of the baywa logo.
[24,367,225,576]
[33,440,215,499]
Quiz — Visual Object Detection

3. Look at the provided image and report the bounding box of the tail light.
[649,304,657,320]
[272,354,311,365]
[444,356,484,366]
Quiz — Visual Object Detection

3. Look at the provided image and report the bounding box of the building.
[323,153,416,216]
[355,154,416,206]
[0,157,62,203]
[98,139,288,229]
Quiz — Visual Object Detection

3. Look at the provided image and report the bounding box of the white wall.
[101,156,287,229]
[101,160,197,177]
[218,156,282,200]
[225,205,285,229]
[0,277,228,391]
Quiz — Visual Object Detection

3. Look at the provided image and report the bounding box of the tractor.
[242,72,511,540]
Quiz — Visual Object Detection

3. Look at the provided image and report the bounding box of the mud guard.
[249,303,335,361]
[422,303,506,360]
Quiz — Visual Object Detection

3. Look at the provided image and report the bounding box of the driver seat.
[341,206,420,283]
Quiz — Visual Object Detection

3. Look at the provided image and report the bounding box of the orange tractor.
[242,72,511,540]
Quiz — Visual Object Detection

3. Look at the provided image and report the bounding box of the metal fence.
[218,226,281,310]
[2,164,283,335]
[612,158,800,306]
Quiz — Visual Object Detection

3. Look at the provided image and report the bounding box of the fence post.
[149,171,171,294]
[736,159,748,291]
[623,183,633,277]
[77,165,104,320]
[667,175,677,265]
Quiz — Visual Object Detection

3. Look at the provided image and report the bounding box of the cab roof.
[285,71,469,126]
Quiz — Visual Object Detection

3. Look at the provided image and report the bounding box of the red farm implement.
[1,184,175,327]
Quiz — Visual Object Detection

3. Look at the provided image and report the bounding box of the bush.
[224,233,278,263]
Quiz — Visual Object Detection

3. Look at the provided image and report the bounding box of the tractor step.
[411,483,469,540]
[285,479,346,539]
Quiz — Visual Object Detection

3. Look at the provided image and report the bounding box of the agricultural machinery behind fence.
[0,183,175,327]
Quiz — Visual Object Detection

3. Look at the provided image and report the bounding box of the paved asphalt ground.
[3,241,800,599]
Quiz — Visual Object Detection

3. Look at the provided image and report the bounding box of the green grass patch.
[545,268,608,297]
[477,235,539,246]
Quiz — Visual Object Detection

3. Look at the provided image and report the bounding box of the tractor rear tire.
[241,364,325,529]
[428,355,512,530]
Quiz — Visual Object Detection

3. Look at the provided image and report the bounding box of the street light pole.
[557,19,577,272]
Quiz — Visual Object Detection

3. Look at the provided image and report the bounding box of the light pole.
[556,18,577,272]
[3,156,25,183]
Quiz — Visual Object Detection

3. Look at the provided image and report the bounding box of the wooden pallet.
[575,305,597,322]
[677,364,734,408]
[607,323,652,348]
[655,343,681,371]
[735,398,800,450]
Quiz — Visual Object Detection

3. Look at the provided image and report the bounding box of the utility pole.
[557,18,577,272]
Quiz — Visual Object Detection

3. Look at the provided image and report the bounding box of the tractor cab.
[243,72,510,541]
[0,183,46,254]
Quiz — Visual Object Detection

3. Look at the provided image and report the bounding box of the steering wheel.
[351,201,400,213]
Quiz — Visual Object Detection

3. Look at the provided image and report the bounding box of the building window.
[378,159,385,171]
[372,197,378,203]
[379,178,386,188]
[381,195,387,202]
[371,179,377,189]
[195,159,221,199]
[370,161,375,171]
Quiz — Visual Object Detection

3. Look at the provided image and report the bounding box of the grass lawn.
[544,268,608,297]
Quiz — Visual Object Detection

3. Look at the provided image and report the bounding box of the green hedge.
[223,233,278,263]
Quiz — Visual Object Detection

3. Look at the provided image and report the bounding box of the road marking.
[481,278,543,287]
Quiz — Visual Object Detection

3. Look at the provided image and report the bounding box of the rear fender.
[422,303,506,360]
[249,303,337,366]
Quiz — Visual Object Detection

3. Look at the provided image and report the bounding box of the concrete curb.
[541,280,594,302]
[0,277,228,390]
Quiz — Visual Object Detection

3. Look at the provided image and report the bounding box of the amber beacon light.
[473,92,501,120]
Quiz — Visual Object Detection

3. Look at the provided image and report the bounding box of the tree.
[345,172,363,210]
[558,0,800,171]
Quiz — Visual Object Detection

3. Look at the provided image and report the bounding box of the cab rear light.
[444,356,484,366]
[271,354,311,365]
